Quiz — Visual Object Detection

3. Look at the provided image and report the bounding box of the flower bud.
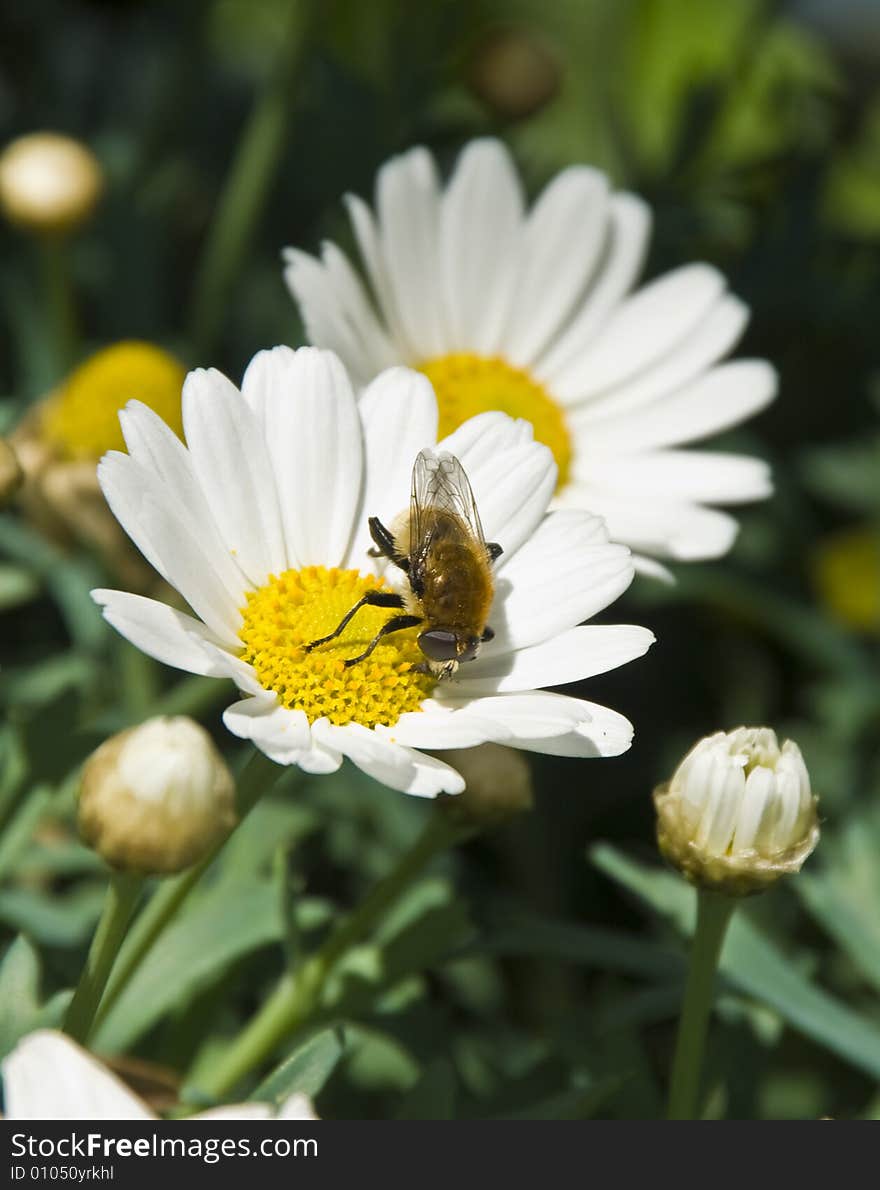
[654,727,819,896]
[438,743,533,828]
[78,717,237,875]
[0,133,103,235]
[467,28,561,122]
[0,436,23,507]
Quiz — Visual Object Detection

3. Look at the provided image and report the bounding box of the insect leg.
[367,516,410,571]
[343,614,423,667]
[303,590,405,651]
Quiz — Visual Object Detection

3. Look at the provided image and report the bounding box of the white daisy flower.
[283,138,777,576]
[2,1030,317,1120]
[92,346,653,799]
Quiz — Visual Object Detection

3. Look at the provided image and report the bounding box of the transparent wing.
[409,449,487,556]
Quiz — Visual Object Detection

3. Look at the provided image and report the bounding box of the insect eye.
[418,629,459,662]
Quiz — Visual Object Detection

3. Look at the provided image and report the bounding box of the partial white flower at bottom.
[92,346,654,798]
[654,727,819,895]
[1,1030,317,1121]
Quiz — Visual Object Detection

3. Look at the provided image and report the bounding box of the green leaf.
[0,936,42,1058]
[0,565,40,611]
[590,843,880,1081]
[395,1058,456,1120]
[250,1027,345,1106]
[94,881,285,1051]
[0,884,105,948]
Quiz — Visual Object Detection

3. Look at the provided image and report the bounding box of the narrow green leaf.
[0,936,41,1057]
[590,843,880,1081]
[250,1027,345,1106]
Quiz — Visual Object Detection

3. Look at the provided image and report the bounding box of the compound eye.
[419,629,459,662]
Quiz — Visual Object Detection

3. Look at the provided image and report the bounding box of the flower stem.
[188,0,311,357]
[188,813,469,1102]
[667,889,735,1120]
[93,750,282,1032]
[63,872,143,1043]
[39,235,78,373]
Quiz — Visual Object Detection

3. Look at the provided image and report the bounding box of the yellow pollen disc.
[41,341,186,460]
[239,566,436,729]
[419,352,572,488]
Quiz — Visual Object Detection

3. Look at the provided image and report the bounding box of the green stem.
[63,872,144,1043]
[188,1,311,357]
[39,236,78,373]
[667,889,735,1120]
[93,750,281,1031]
[189,813,468,1102]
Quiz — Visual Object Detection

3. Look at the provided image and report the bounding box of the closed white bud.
[654,727,819,896]
[0,133,103,235]
[78,717,236,875]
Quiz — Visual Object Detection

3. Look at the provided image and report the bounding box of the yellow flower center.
[41,341,186,460]
[239,566,435,728]
[419,352,572,488]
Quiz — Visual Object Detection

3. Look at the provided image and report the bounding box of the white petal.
[430,690,595,741]
[2,1031,155,1120]
[581,360,777,453]
[375,146,446,357]
[313,720,464,797]
[486,510,633,650]
[573,449,772,505]
[182,367,287,585]
[440,139,524,354]
[503,166,611,368]
[349,367,439,565]
[537,193,652,379]
[379,703,500,749]
[439,412,556,561]
[222,697,311,764]
[562,487,740,560]
[344,191,412,356]
[548,264,727,405]
[92,589,232,677]
[570,294,748,420]
[258,347,364,567]
[631,554,675,583]
[282,245,397,386]
[455,624,654,694]
[504,700,635,757]
[276,1092,320,1120]
[98,452,244,645]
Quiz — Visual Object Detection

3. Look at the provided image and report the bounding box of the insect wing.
[409,449,487,561]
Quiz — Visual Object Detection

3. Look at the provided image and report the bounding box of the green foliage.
[0,0,879,1121]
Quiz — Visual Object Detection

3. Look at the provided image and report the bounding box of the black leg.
[304,589,405,651]
[486,541,503,563]
[481,625,495,642]
[343,614,422,667]
[368,516,410,571]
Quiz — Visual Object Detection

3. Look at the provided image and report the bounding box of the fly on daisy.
[284,138,777,577]
[92,346,654,798]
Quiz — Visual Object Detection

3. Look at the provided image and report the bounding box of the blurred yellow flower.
[41,341,185,460]
[813,525,880,634]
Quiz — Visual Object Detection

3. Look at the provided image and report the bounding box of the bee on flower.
[92,346,654,797]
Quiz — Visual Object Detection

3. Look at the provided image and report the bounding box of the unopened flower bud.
[0,133,103,235]
[467,28,561,122]
[438,743,533,828]
[0,436,23,506]
[78,717,237,875]
[654,727,819,896]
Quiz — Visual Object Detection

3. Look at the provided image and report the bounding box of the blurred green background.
[1,0,879,1120]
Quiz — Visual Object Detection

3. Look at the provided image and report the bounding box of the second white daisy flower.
[93,347,653,798]
[284,139,777,575]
